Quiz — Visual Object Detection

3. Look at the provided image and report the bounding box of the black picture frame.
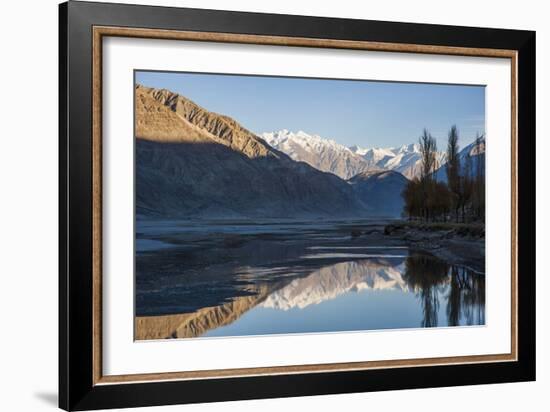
[59,1,536,410]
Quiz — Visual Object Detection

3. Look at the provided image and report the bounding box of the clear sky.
[136,70,485,150]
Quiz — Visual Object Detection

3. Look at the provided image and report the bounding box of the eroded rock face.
[140,85,276,159]
[135,85,367,218]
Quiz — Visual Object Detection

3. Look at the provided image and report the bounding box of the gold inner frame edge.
[91,26,518,386]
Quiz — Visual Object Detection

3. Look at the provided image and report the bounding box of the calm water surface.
[135,219,485,339]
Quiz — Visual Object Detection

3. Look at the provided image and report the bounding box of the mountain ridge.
[262,129,449,180]
[135,85,482,219]
[260,129,373,180]
[262,128,484,181]
[135,85,368,218]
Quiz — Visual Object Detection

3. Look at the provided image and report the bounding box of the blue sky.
[136,71,485,150]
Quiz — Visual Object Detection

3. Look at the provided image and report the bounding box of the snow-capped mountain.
[261,260,409,311]
[349,145,397,166]
[434,137,485,182]
[349,143,446,180]
[259,130,373,179]
[260,129,448,180]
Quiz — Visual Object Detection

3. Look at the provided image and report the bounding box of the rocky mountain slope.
[135,85,367,218]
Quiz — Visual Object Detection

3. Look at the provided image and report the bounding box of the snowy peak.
[261,129,454,181]
[261,129,353,155]
[260,130,372,180]
[463,136,486,157]
[360,147,396,165]
[349,142,443,180]
[394,143,420,154]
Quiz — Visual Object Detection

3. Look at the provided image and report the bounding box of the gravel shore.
[379,222,485,273]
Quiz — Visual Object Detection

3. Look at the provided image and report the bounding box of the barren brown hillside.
[134,84,368,218]
[137,84,275,159]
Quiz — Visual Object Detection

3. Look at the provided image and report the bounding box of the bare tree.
[473,133,485,220]
[419,129,438,182]
[462,151,473,222]
[446,125,462,222]
[418,129,438,221]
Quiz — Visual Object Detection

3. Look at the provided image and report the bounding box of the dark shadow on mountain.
[348,170,408,217]
[136,139,369,219]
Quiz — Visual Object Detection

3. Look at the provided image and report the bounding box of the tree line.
[402,126,485,223]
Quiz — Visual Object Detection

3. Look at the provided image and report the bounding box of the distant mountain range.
[260,130,371,180]
[350,143,447,180]
[135,85,484,219]
[261,130,447,180]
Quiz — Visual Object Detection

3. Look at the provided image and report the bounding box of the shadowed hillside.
[348,170,408,217]
[135,85,367,218]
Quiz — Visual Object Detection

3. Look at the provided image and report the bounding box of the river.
[135,219,485,340]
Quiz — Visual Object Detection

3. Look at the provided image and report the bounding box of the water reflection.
[136,253,485,339]
[446,265,486,326]
[261,260,408,311]
[402,254,485,328]
[402,254,449,327]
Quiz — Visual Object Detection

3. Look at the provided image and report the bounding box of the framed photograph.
[59,1,536,410]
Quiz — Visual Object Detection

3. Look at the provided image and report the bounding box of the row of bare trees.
[402,126,485,223]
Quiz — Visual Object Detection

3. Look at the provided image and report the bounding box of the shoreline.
[380,221,485,273]
[136,218,486,274]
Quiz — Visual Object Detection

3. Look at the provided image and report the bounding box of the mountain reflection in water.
[135,253,485,340]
